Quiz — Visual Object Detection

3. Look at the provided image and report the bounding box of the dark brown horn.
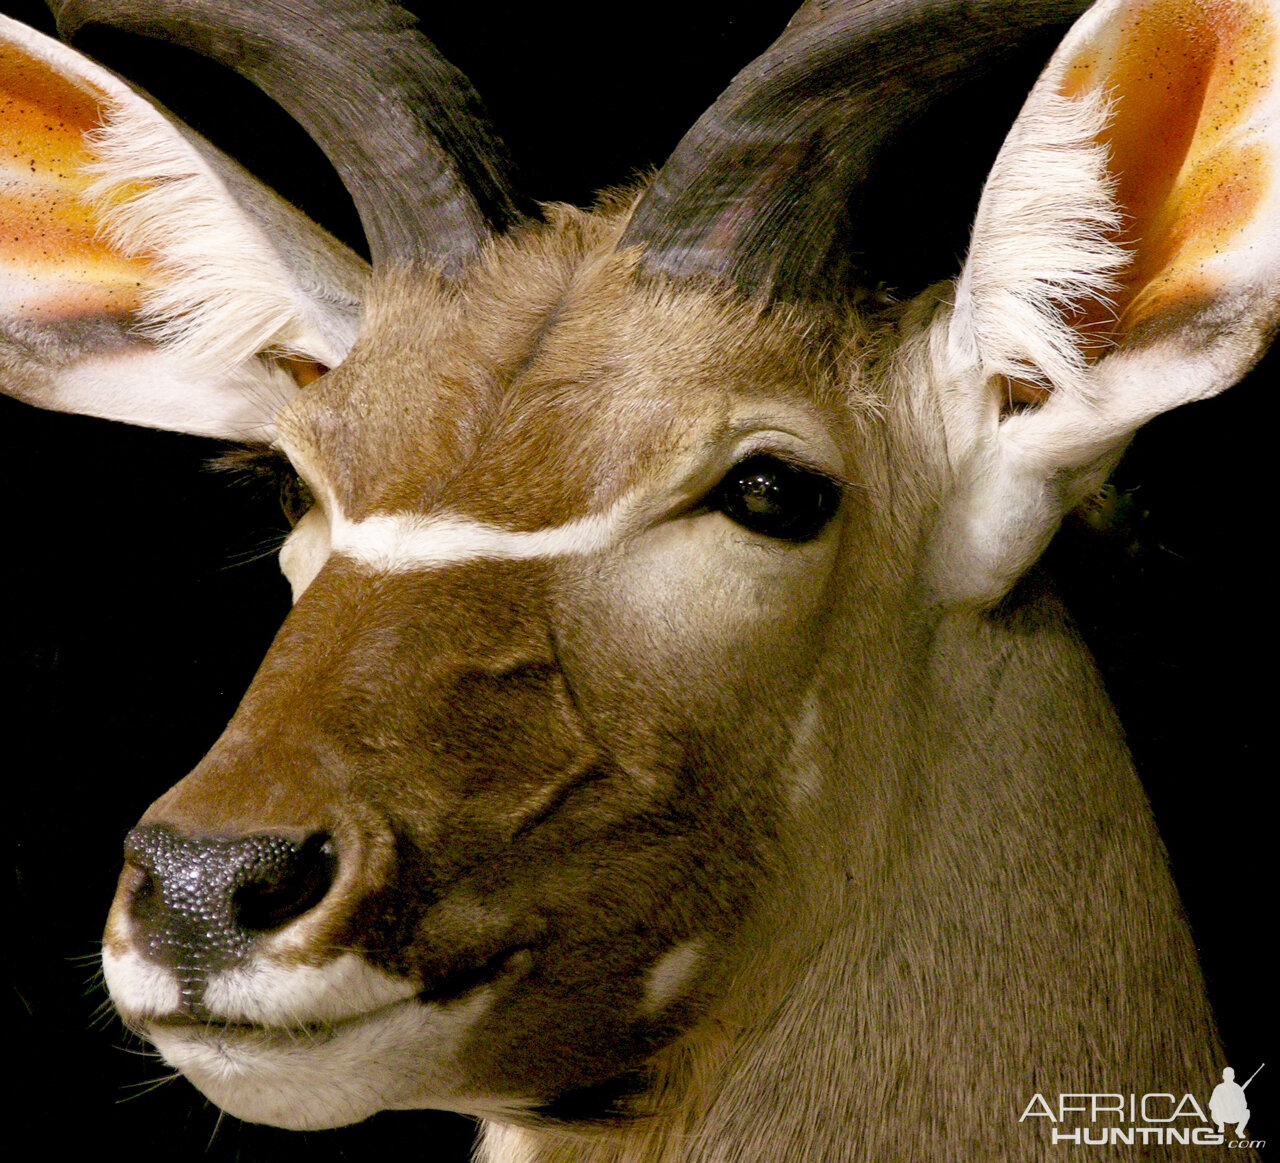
[50,0,535,271]
[621,0,1092,300]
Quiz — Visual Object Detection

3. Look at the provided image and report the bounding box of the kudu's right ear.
[0,16,367,441]
[934,0,1280,605]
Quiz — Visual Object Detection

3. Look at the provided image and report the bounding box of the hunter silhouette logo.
[1209,1064,1264,1139]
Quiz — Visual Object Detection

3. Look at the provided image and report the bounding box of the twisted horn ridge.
[50,0,535,270]
[622,0,1092,300]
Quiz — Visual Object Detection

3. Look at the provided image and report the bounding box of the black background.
[2,1,1270,1158]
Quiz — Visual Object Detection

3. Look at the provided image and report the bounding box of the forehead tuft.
[277,204,865,527]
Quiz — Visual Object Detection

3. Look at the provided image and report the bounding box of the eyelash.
[208,446,315,527]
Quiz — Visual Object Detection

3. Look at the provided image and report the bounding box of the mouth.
[140,978,509,1132]
[141,945,532,1043]
[146,993,415,1046]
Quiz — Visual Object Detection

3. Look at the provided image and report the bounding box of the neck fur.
[478,582,1225,1162]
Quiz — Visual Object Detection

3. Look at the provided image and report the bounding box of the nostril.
[232,832,338,934]
[130,866,157,908]
[119,824,341,974]
[119,858,160,929]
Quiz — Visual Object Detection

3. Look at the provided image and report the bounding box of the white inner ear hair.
[84,100,357,371]
[950,86,1129,396]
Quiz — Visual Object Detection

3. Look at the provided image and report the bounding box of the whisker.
[117,1071,182,1103]
[67,949,106,967]
[115,1041,166,1060]
[222,530,289,569]
[205,1107,227,1153]
[89,997,119,1030]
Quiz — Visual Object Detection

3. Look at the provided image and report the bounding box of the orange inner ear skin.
[1,43,153,321]
[1061,0,1274,338]
[280,357,330,388]
[0,42,103,171]
[1126,139,1266,328]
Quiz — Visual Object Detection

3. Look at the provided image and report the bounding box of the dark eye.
[708,454,841,542]
[208,446,315,527]
[278,471,316,527]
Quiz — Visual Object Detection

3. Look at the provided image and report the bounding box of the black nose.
[123,825,338,974]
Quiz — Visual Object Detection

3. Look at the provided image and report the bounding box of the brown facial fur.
[281,209,860,517]
[120,203,879,1112]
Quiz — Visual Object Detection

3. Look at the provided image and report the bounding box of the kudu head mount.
[1,0,1275,1158]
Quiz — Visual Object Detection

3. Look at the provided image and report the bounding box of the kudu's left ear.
[934,0,1280,604]
[0,16,367,441]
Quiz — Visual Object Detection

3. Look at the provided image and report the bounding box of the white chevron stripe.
[329,504,627,572]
